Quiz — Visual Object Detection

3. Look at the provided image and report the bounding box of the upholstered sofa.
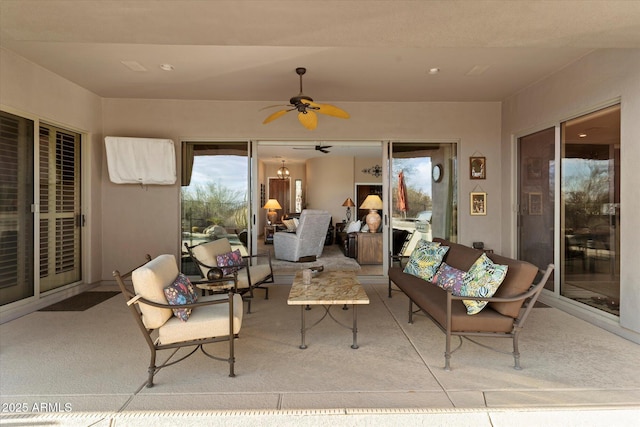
[389,238,554,370]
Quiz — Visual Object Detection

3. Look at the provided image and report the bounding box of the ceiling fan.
[262,67,350,130]
[292,145,333,154]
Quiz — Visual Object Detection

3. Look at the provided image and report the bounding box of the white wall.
[501,49,640,338]
[102,99,501,280]
[0,48,104,286]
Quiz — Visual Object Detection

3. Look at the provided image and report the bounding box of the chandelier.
[277,160,290,179]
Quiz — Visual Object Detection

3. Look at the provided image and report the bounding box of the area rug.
[269,244,361,274]
[39,291,120,311]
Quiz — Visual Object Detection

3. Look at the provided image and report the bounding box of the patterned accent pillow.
[282,219,297,231]
[346,220,361,233]
[403,241,449,282]
[414,238,441,250]
[459,253,508,315]
[216,249,243,275]
[432,262,465,294]
[163,273,198,322]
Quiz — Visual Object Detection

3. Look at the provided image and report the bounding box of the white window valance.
[105,137,176,185]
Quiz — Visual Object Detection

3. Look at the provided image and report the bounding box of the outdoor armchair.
[113,254,242,387]
[184,238,274,313]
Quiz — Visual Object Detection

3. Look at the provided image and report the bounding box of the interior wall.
[501,48,640,338]
[306,156,355,224]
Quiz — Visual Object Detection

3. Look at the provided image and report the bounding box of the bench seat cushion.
[389,268,514,333]
[487,253,539,318]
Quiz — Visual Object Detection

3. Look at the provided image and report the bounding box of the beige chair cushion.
[191,239,232,277]
[158,293,243,345]
[237,264,272,288]
[131,254,178,329]
[192,239,270,290]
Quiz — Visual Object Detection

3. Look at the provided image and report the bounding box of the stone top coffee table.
[287,270,369,349]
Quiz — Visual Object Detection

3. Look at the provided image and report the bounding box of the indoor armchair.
[273,209,331,262]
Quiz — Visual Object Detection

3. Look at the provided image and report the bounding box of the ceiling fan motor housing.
[290,95,314,110]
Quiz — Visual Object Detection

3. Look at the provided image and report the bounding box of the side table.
[335,221,347,245]
[192,272,238,296]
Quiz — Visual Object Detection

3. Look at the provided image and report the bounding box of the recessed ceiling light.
[428,68,440,75]
[578,133,587,138]
[159,64,174,71]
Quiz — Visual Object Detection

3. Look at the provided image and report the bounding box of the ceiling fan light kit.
[262,67,350,130]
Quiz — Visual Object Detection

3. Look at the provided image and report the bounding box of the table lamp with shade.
[359,195,383,232]
[263,199,282,225]
[342,197,355,222]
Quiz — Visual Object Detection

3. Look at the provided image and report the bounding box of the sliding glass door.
[560,105,620,315]
[0,111,35,305]
[180,142,251,273]
[517,104,620,317]
[390,142,458,256]
[517,127,555,289]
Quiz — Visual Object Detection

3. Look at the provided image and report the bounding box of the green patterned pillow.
[459,253,508,315]
[403,241,449,282]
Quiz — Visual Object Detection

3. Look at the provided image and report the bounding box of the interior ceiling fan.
[262,67,350,130]
[292,144,333,153]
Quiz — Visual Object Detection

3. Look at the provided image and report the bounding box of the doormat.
[39,291,120,312]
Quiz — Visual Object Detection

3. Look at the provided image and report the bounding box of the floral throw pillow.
[216,249,243,275]
[431,262,465,295]
[164,273,198,322]
[459,253,508,315]
[403,241,449,282]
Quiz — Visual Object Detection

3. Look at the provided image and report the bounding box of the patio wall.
[2,45,639,341]
[101,99,501,279]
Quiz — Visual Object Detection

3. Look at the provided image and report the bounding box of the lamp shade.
[263,199,282,210]
[359,195,383,210]
[342,198,355,207]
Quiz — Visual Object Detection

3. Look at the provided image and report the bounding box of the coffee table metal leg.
[299,306,307,349]
[351,304,359,349]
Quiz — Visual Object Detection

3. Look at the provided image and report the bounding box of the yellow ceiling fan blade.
[298,110,318,130]
[263,109,289,124]
[304,100,350,119]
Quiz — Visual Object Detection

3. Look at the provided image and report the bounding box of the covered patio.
[1,280,639,425]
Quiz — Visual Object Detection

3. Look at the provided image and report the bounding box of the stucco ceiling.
[1,0,639,104]
[1,1,636,162]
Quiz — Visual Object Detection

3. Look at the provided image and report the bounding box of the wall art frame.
[470,156,486,180]
[470,192,487,215]
[529,192,543,215]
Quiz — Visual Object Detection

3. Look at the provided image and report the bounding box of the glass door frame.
[513,100,621,320]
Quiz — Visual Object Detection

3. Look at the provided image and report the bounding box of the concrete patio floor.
[1,280,639,426]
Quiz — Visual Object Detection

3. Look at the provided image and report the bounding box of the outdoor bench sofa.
[388,237,554,370]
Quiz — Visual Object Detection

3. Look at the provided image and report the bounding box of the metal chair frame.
[113,255,239,387]
[184,242,274,313]
[407,264,554,370]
